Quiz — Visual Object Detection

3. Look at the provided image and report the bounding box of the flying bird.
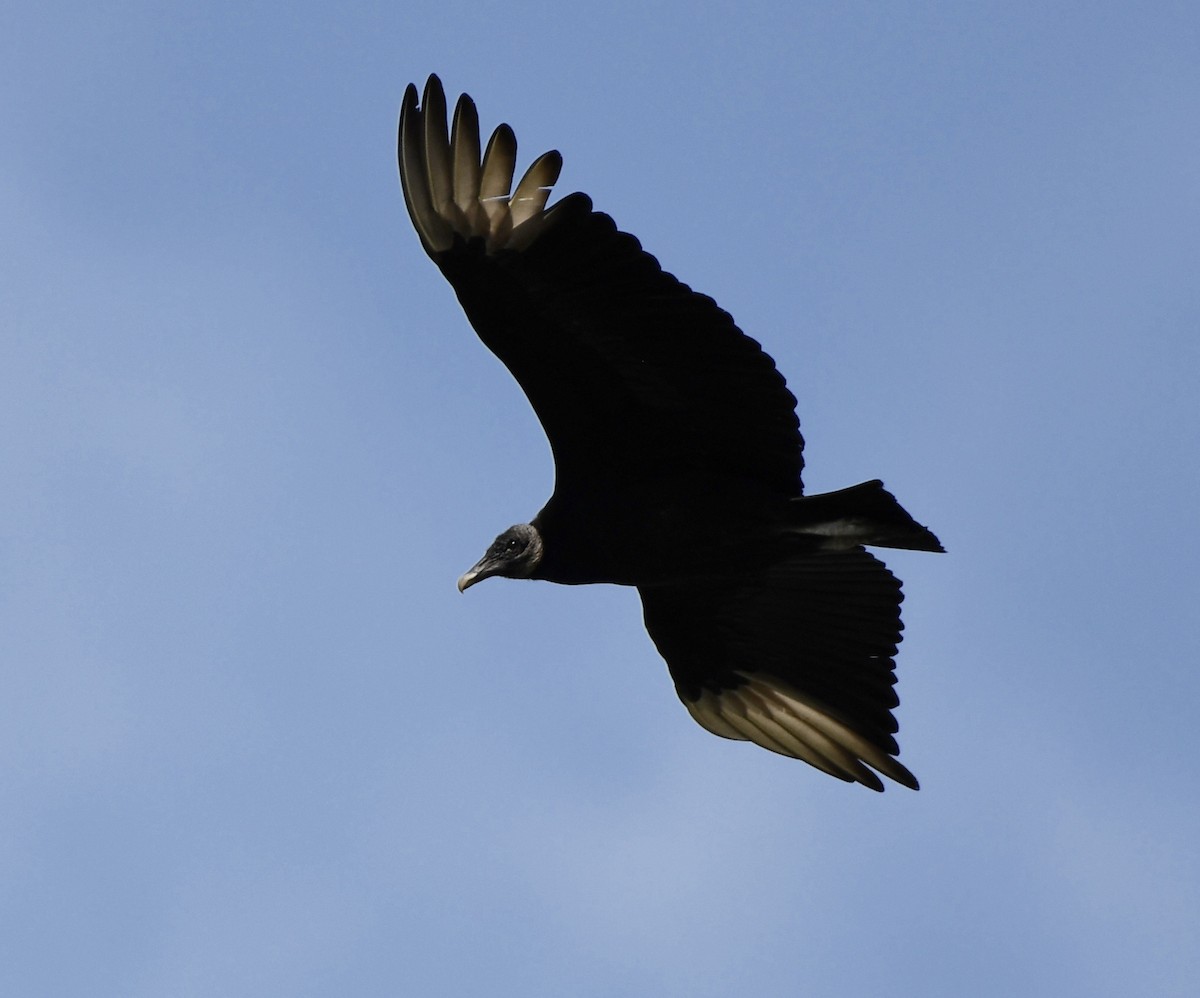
[398,76,943,791]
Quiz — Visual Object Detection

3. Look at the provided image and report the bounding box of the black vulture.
[398,76,943,791]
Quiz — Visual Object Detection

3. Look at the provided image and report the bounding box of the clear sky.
[3,2,1198,995]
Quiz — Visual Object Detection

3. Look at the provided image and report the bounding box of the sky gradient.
[3,3,1198,995]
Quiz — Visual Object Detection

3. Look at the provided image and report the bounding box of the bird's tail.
[789,480,944,552]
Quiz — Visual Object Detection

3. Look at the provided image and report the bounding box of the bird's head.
[457,523,544,592]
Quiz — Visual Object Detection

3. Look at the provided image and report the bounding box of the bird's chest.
[535,487,773,586]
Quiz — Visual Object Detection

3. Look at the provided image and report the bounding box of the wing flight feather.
[398,76,805,506]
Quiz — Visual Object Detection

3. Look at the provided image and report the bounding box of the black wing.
[398,76,805,508]
[640,548,918,791]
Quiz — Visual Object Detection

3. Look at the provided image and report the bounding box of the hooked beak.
[456,556,499,593]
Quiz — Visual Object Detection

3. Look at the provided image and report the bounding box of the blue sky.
[3,2,1198,995]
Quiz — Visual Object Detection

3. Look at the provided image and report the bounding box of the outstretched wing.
[398,76,805,507]
[639,548,918,791]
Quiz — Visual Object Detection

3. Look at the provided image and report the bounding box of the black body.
[399,76,942,790]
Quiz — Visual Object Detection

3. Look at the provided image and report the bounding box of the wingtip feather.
[681,673,919,791]
[397,77,565,257]
[451,94,483,230]
[399,79,453,252]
